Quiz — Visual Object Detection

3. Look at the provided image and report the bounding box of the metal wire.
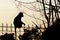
[13,0,47,23]
[13,0,60,23]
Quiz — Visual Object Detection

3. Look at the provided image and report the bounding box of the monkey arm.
[21,21,25,26]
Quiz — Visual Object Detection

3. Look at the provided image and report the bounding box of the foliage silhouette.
[58,0,60,4]
[19,27,41,40]
[41,19,60,40]
[0,33,14,40]
[13,12,25,28]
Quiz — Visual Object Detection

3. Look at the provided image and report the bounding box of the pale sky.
[0,0,46,27]
[0,0,18,26]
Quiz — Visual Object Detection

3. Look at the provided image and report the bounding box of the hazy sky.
[0,0,46,27]
[0,0,18,26]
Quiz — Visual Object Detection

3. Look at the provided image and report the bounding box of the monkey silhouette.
[13,12,25,28]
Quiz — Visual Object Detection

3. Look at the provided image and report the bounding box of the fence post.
[11,24,12,33]
[32,25,33,28]
[28,24,30,30]
[2,23,3,34]
[15,27,17,40]
[6,23,8,33]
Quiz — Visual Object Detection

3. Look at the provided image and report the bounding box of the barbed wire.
[23,11,47,23]
[15,0,37,4]
[14,3,48,23]
[14,0,60,11]
[13,0,60,23]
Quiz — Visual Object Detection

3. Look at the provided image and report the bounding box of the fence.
[0,24,25,35]
[0,23,47,40]
[0,24,46,33]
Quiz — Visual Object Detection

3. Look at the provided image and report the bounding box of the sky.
[0,0,47,27]
[0,0,19,26]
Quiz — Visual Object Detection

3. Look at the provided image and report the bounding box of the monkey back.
[13,12,24,28]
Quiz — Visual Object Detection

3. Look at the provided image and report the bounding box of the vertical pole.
[19,28,21,32]
[42,0,49,27]
[56,6,59,19]
[6,23,8,33]
[54,0,59,19]
[11,24,12,33]
[49,0,54,24]
[52,6,54,24]
[32,25,33,28]
[28,25,30,30]
[2,23,3,34]
[48,0,52,27]
[15,27,17,40]
[54,0,57,20]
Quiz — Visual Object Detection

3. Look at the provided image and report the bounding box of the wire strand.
[15,0,37,4]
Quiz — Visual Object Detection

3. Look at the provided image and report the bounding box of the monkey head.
[19,12,24,17]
